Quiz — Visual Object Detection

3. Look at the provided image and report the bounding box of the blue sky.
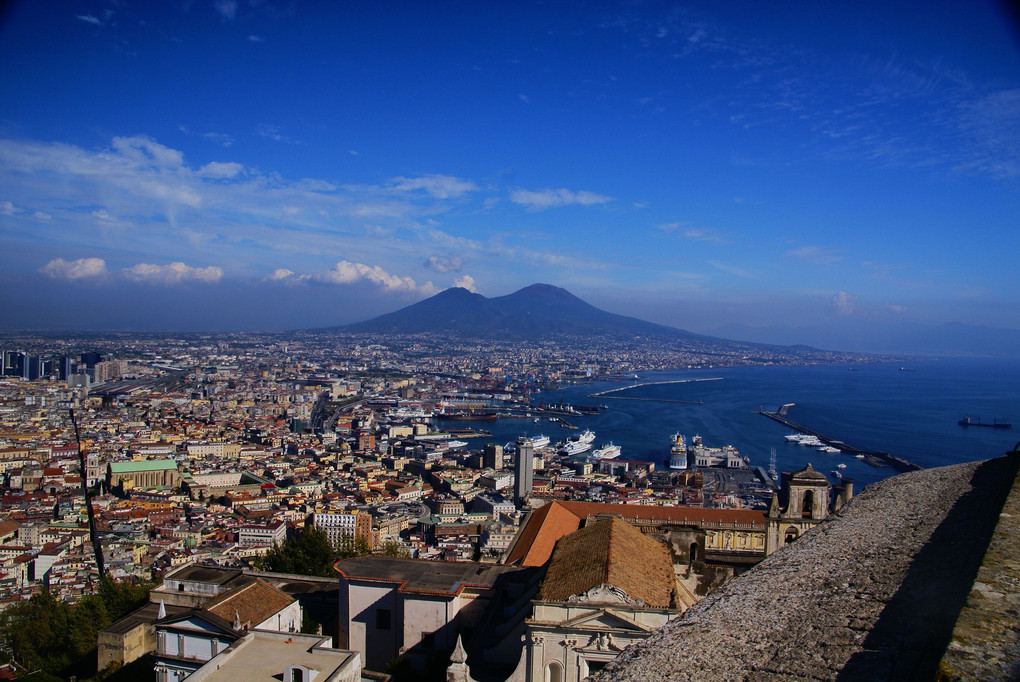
[1,0,1018,333]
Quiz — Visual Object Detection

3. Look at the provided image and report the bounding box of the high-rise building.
[58,355,73,380]
[483,443,503,471]
[513,437,534,507]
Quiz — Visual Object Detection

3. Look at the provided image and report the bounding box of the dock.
[759,406,922,473]
[589,377,723,398]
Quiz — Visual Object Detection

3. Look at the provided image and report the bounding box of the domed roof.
[790,462,829,482]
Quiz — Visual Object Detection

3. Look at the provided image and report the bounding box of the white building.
[335,556,540,675]
[237,519,287,548]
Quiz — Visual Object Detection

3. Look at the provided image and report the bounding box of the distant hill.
[338,283,710,341]
[708,320,1020,357]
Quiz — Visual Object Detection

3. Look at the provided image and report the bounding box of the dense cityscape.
[0,329,878,680]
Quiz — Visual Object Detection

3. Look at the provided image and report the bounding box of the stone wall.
[592,454,1019,681]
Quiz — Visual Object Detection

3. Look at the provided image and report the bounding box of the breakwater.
[759,406,922,473]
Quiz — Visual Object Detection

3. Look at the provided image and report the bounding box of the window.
[585,660,608,674]
[376,608,391,630]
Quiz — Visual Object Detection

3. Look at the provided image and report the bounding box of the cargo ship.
[958,416,1011,429]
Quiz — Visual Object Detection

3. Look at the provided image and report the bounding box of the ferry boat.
[591,443,621,460]
[558,430,596,456]
[529,434,551,449]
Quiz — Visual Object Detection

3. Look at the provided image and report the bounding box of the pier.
[589,377,723,398]
[759,405,922,473]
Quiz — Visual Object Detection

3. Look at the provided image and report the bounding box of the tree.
[0,590,104,677]
[378,540,411,558]
[253,526,342,577]
[97,574,156,622]
[337,534,372,559]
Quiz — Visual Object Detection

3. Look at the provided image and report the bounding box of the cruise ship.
[669,433,688,470]
[558,429,596,456]
[591,443,621,460]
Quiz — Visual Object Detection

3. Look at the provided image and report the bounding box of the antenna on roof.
[70,408,105,577]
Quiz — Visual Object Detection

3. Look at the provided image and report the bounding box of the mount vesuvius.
[336,284,717,343]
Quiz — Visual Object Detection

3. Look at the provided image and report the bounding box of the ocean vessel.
[592,443,622,460]
[669,433,687,470]
[958,416,1011,429]
[529,434,551,448]
[558,430,596,456]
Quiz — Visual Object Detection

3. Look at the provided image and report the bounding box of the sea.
[454,357,1020,490]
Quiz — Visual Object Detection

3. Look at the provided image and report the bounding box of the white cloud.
[832,291,856,316]
[389,175,478,199]
[708,260,757,279]
[0,135,502,282]
[266,268,295,281]
[264,268,309,283]
[92,209,118,223]
[424,255,463,273]
[0,201,15,216]
[248,35,264,43]
[122,262,223,284]
[452,275,478,292]
[39,257,108,280]
[510,187,613,211]
[658,222,728,243]
[111,135,183,168]
[76,14,102,25]
[214,0,238,21]
[786,245,843,265]
[316,260,437,295]
[197,161,244,179]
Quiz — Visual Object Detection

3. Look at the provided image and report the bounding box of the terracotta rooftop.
[537,516,678,608]
[204,577,295,628]
[505,500,766,567]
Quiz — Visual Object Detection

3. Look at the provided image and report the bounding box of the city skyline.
[1,1,1019,337]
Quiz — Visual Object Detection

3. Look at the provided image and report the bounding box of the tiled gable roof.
[204,577,295,628]
[537,516,676,608]
[506,500,765,568]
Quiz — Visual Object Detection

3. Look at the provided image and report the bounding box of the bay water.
[460,357,1020,490]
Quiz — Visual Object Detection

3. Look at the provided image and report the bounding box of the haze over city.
[1,1,1019,344]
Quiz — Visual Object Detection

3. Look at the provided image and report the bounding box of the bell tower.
[766,463,837,555]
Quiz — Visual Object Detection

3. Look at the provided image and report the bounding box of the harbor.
[758,404,922,473]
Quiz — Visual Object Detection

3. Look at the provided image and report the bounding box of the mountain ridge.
[338,283,708,341]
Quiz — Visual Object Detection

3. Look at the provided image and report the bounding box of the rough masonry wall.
[593,455,1018,682]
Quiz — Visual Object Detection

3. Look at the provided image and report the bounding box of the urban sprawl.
[0,331,870,681]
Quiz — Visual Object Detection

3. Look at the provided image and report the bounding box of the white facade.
[526,587,680,682]
[313,512,360,547]
[238,520,286,547]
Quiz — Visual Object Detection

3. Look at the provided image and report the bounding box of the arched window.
[545,661,563,682]
[801,489,814,518]
[785,528,799,544]
[689,542,698,566]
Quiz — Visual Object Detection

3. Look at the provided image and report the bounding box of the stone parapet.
[592,454,1019,681]
[938,449,1020,681]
